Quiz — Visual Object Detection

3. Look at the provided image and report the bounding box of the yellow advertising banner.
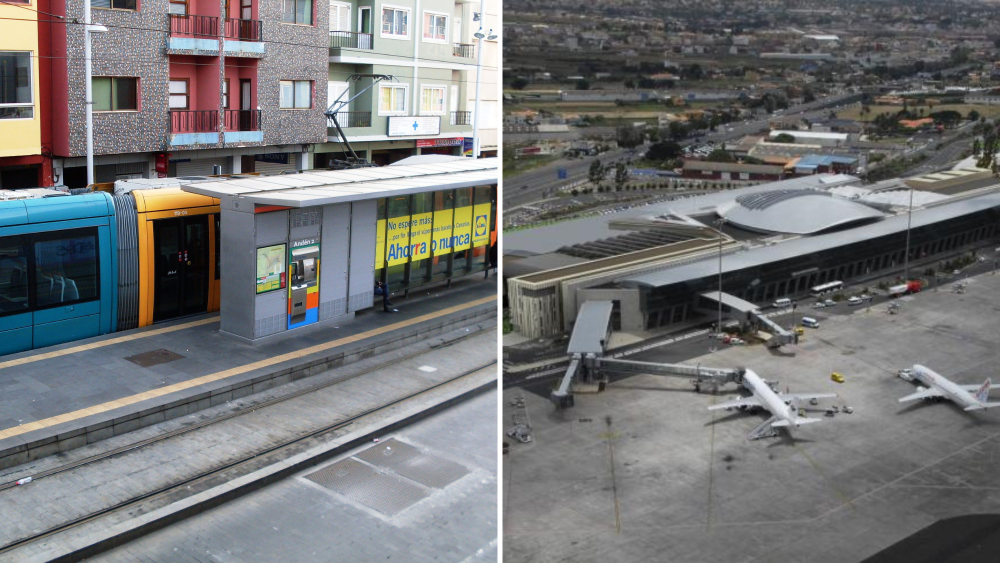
[409,212,433,261]
[385,215,411,266]
[432,209,454,256]
[452,205,473,252]
[472,203,492,248]
[375,219,386,268]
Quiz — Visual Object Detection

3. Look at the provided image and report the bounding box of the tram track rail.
[0,326,496,559]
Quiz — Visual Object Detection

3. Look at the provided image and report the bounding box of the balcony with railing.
[170,110,219,146]
[169,14,221,52]
[450,111,472,126]
[224,18,263,42]
[223,109,263,143]
[329,31,374,51]
[328,111,372,128]
[453,43,475,59]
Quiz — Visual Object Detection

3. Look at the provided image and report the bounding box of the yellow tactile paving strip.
[0,316,221,371]
[0,295,496,441]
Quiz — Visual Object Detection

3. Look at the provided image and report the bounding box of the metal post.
[471,0,486,158]
[717,219,724,339]
[903,188,913,282]
[84,0,94,185]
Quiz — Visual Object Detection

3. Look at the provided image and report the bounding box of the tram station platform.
[0,276,497,470]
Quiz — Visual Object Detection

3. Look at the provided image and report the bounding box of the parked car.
[847,296,863,306]
[824,299,836,307]
[831,372,845,384]
[813,302,827,308]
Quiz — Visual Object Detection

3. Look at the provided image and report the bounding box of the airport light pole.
[903,188,914,283]
[717,218,725,340]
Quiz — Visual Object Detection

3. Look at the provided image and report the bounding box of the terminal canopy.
[180,157,498,207]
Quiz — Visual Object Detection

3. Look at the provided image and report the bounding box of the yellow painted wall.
[0,2,40,157]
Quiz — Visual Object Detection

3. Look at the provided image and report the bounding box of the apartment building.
[0,0,51,188]
[315,0,490,165]
[48,0,330,186]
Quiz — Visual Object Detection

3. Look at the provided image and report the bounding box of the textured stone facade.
[65,2,171,156]
[257,2,328,146]
[60,0,327,157]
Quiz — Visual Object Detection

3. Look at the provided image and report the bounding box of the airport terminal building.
[505,170,1000,339]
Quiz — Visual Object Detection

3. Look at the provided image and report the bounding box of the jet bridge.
[698,291,798,348]
[596,358,745,393]
[551,301,613,408]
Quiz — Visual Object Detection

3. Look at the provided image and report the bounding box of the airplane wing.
[708,396,761,411]
[781,392,837,402]
[772,417,822,428]
[960,385,990,392]
[964,402,1000,412]
[898,387,946,403]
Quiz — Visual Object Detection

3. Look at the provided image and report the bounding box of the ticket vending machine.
[288,241,320,328]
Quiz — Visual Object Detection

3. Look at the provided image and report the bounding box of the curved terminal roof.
[717,189,884,235]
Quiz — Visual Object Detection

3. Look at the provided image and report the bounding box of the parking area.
[503,270,1000,563]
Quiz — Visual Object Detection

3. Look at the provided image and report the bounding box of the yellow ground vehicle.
[830,372,845,384]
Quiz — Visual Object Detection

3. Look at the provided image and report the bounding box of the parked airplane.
[898,364,1000,412]
[708,369,837,440]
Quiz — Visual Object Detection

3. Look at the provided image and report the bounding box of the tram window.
[387,195,409,218]
[0,235,28,313]
[455,187,471,208]
[376,198,386,219]
[33,230,99,307]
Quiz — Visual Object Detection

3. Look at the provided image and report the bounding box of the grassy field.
[502,153,561,179]
[837,103,1000,121]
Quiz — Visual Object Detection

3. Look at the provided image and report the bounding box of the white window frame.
[421,10,448,43]
[419,85,446,116]
[0,51,34,120]
[378,83,408,116]
[380,4,409,40]
[329,0,351,32]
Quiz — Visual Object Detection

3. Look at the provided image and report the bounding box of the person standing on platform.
[375,281,397,313]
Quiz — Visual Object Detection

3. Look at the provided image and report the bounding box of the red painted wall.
[223,59,258,110]
[48,0,69,158]
[169,56,221,111]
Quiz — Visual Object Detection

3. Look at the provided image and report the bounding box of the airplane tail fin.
[975,378,992,404]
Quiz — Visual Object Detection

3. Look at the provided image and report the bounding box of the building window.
[422,12,446,42]
[279,80,312,109]
[378,84,407,115]
[93,0,137,10]
[92,77,138,111]
[381,6,408,38]
[223,79,230,108]
[168,79,189,109]
[168,0,186,14]
[420,85,445,115]
[329,1,351,32]
[0,52,32,119]
[282,0,312,24]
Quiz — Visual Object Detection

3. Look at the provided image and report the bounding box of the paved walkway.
[90,388,499,563]
[0,276,497,467]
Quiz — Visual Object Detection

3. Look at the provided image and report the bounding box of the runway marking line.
[0,295,496,441]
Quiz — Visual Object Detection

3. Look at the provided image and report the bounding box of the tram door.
[152,215,210,322]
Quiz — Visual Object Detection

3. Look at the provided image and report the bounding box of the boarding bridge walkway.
[596,358,744,392]
[699,291,798,348]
